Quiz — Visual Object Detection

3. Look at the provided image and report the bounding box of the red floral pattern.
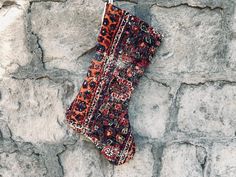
[65,2,162,165]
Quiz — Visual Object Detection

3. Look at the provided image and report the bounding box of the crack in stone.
[34,75,53,81]
[0,130,3,139]
[30,0,67,2]
[0,1,15,7]
[102,0,138,4]
[31,150,49,176]
[151,143,165,177]
[11,68,74,85]
[143,74,171,89]
[77,45,97,59]
[32,31,45,68]
[0,120,12,139]
[55,144,71,177]
[151,2,224,11]
[11,73,53,82]
[176,141,208,177]
[10,0,81,88]
[0,1,19,10]
[196,145,208,177]
[116,0,234,10]
[178,79,236,89]
[26,2,45,69]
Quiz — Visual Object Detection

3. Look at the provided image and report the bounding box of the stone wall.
[0,0,236,176]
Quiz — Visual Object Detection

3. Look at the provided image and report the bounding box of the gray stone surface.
[149,4,227,84]
[60,140,108,177]
[0,78,66,143]
[228,9,236,71]
[176,81,236,137]
[0,2,32,77]
[159,143,204,177]
[129,77,171,138]
[209,141,236,177]
[0,151,47,177]
[0,0,236,176]
[113,143,154,177]
[30,0,104,72]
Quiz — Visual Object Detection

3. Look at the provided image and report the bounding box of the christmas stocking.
[65,2,162,165]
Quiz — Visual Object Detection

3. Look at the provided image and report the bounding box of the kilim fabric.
[65,2,162,165]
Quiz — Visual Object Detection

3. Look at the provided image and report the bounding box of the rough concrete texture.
[0,0,236,177]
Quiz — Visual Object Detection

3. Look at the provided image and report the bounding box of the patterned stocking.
[65,2,162,165]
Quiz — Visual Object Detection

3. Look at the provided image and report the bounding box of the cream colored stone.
[129,78,171,138]
[30,0,104,72]
[160,143,203,177]
[60,141,105,177]
[209,142,236,177]
[149,5,225,79]
[113,144,154,177]
[0,151,47,177]
[0,77,66,143]
[0,5,32,77]
[177,83,236,137]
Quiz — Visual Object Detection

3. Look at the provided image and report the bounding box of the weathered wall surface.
[0,0,236,176]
